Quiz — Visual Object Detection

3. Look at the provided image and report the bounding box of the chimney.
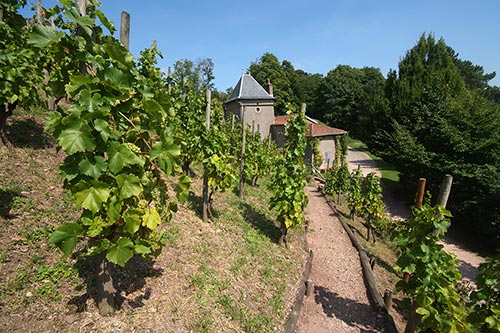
[267,78,273,97]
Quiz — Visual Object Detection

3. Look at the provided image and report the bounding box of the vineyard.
[1,1,500,332]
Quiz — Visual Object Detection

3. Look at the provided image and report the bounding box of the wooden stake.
[415,178,426,208]
[239,105,246,199]
[231,114,235,132]
[436,174,453,208]
[202,90,212,222]
[120,11,130,49]
[76,0,86,16]
[205,89,211,130]
[36,0,42,24]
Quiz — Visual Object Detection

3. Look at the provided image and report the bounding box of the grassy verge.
[0,110,307,333]
[347,137,401,193]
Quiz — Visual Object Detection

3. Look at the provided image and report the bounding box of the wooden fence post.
[120,11,130,49]
[202,90,211,222]
[36,0,42,24]
[239,104,246,199]
[436,174,453,208]
[415,178,426,209]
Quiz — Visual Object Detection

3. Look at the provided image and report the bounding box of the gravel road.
[346,147,485,281]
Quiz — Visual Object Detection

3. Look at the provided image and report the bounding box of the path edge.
[283,247,313,333]
[323,193,399,333]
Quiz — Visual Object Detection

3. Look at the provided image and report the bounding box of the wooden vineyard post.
[415,178,426,209]
[36,0,42,24]
[202,90,211,222]
[436,174,453,208]
[120,11,130,49]
[239,104,246,199]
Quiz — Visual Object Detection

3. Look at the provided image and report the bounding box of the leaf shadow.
[239,201,281,244]
[69,255,163,312]
[6,118,53,149]
[0,189,21,219]
[186,191,220,220]
[314,285,382,332]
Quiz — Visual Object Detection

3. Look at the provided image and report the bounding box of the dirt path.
[346,147,485,281]
[296,186,382,333]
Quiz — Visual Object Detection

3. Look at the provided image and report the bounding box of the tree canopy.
[376,34,500,249]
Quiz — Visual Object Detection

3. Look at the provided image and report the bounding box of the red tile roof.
[273,114,347,137]
[273,115,293,125]
[308,123,347,137]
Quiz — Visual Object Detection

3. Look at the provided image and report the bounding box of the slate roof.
[226,74,275,103]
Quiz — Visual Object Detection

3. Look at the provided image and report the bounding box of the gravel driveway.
[346,147,485,281]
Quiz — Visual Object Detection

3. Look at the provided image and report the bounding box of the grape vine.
[29,0,189,315]
[392,200,471,332]
[269,109,308,246]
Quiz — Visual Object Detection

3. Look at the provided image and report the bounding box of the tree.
[249,53,298,114]
[312,65,386,141]
[171,57,215,92]
[294,70,322,112]
[378,33,500,250]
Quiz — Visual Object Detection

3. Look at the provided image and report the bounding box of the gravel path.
[296,186,382,333]
[346,147,485,281]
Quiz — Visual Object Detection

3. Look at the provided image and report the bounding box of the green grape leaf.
[103,43,134,70]
[79,156,106,179]
[115,174,142,199]
[134,244,151,255]
[66,75,95,95]
[106,195,122,224]
[80,90,103,113]
[58,118,95,154]
[94,119,115,142]
[48,222,84,257]
[87,217,103,237]
[123,209,141,235]
[28,25,65,48]
[106,237,134,267]
[142,207,161,230]
[108,142,145,174]
[73,180,110,214]
[144,99,164,115]
[103,67,131,90]
[176,175,191,203]
[96,9,115,34]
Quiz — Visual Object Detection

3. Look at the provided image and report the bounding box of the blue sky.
[22,0,500,91]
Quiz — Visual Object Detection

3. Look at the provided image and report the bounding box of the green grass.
[348,136,401,193]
